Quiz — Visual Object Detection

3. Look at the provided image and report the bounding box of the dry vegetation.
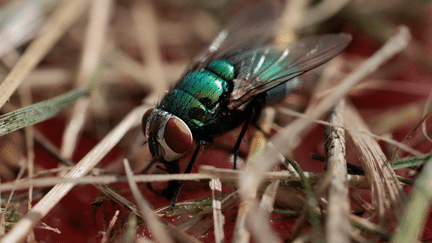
[0,0,430,242]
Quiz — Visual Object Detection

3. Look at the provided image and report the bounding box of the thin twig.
[324,99,350,242]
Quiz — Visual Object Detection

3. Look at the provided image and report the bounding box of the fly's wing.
[227,34,352,109]
[182,1,279,76]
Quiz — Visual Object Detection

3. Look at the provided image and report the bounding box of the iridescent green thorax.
[160,60,235,131]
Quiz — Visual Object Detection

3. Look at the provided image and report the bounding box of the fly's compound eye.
[161,116,193,161]
[142,108,154,138]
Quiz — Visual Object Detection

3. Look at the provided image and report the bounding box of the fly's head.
[142,108,193,161]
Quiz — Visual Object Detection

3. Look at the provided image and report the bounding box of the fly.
[142,1,351,208]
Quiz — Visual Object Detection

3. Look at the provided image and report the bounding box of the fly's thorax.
[160,59,235,131]
[207,59,235,80]
[142,108,193,161]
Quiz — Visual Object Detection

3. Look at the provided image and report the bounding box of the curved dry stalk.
[123,159,174,243]
[344,103,406,224]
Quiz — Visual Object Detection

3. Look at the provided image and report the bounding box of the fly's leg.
[170,143,202,209]
[144,160,181,200]
[232,106,257,170]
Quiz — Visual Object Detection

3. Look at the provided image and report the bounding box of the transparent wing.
[182,1,279,76]
[227,34,352,108]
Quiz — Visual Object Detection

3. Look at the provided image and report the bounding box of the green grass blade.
[286,156,322,234]
[391,157,432,243]
[392,154,432,170]
[0,87,90,136]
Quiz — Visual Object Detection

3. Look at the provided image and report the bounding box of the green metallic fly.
[142,1,351,207]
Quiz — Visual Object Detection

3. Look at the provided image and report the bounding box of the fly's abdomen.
[161,59,235,130]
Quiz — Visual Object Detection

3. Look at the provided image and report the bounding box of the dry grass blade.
[123,159,174,243]
[0,173,213,192]
[260,180,279,214]
[0,0,89,109]
[210,179,224,243]
[0,105,148,243]
[246,203,282,243]
[245,180,281,243]
[0,165,371,193]
[344,103,406,224]
[324,99,350,242]
[61,0,113,159]
[239,26,411,220]
[18,85,36,241]
[100,210,120,243]
[200,165,371,189]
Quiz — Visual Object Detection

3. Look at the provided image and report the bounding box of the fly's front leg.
[170,143,202,209]
[231,105,257,170]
